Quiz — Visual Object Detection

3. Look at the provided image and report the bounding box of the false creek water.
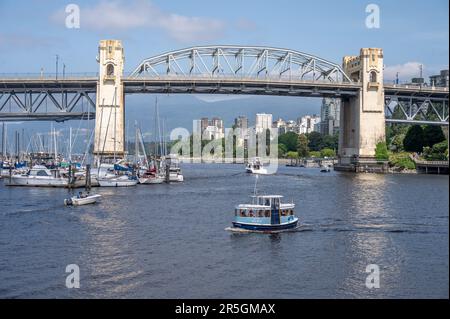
[0,164,448,298]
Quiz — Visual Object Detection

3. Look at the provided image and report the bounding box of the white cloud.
[51,0,225,43]
[384,62,424,81]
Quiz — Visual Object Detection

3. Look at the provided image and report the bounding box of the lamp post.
[55,54,59,80]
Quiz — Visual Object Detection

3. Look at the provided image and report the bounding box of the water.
[0,164,448,298]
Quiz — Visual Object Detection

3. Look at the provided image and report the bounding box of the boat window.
[265,210,270,217]
[265,199,270,206]
[257,210,264,217]
[36,170,49,177]
[249,210,254,217]
[280,209,286,216]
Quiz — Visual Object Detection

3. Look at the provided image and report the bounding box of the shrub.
[389,152,416,170]
[375,142,389,161]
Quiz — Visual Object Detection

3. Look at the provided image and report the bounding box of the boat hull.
[138,176,164,184]
[4,176,85,188]
[246,168,269,175]
[232,218,298,232]
[98,179,137,187]
[65,194,102,206]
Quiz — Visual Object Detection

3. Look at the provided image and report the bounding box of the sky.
[0,0,449,151]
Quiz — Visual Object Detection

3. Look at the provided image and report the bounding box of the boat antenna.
[253,174,259,196]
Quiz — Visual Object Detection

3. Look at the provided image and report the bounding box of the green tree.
[278,132,298,152]
[423,140,448,160]
[309,151,321,158]
[375,142,389,161]
[403,125,425,153]
[320,148,336,158]
[322,134,338,151]
[297,134,309,158]
[389,133,405,152]
[286,151,299,159]
[423,125,446,148]
[307,131,323,151]
[278,144,288,157]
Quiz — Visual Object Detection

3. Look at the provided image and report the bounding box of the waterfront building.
[297,115,320,134]
[255,113,273,134]
[320,98,341,136]
[196,117,225,141]
[430,70,449,87]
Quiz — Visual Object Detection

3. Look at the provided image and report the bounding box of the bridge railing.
[0,72,99,80]
[384,81,449,91]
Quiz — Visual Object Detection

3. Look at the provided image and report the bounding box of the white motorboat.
[4,165,84,187]
[163,155,184,182]
[320,165,331,173]
[245,157,269,175]
[64,193,102,206]
[98,174,138,187]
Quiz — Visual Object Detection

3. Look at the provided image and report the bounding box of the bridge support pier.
[93,40,125,158]
[336,48,386,172]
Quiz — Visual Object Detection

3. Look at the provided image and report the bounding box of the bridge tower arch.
[338,48,386,170]
[94,40,125,157]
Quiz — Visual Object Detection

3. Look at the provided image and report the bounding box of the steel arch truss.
[130,46,352,83]
[0,90,96,122]
[385,95,449,126]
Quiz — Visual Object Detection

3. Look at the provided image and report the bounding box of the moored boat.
[138,167,164,184]
[4,165,85,188]
[98,174,138,187]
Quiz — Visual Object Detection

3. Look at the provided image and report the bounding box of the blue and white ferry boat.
[231,195,298,232]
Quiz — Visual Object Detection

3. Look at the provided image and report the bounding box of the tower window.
[106,64,114,76]
[370,71,377,83]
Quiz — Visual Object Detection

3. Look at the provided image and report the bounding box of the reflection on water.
[0,164,448,298]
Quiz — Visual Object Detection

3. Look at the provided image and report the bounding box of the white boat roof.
[251,195,284,198]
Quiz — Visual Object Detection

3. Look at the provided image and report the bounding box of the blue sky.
[0,0,448,149]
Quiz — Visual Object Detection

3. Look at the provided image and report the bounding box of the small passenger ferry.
[231,195,298,232]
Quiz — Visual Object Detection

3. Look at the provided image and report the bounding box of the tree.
[423,125,446,148]
[389,133,405,152]
[278,132,298,152]
[286,151,299,159]
[278,144,288,157]
[375,142,389,161]
[320,148,336,158]
[309,151,321,158]
[307,131,323,151]
[297,134,309,158]
[403,125,425,153]
[322,134,338,151]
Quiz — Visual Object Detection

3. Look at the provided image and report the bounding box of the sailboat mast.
[69,126,72,162]
[135,121,139,164]
[1,122,6,161]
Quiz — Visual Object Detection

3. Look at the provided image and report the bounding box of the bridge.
[0,41,448,171]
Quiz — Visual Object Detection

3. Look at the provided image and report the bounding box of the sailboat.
[135,122,164,184]
[96,89,138,187]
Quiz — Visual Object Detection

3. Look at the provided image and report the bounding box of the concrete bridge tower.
[94,40,125,157]
[337,48,386,171]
